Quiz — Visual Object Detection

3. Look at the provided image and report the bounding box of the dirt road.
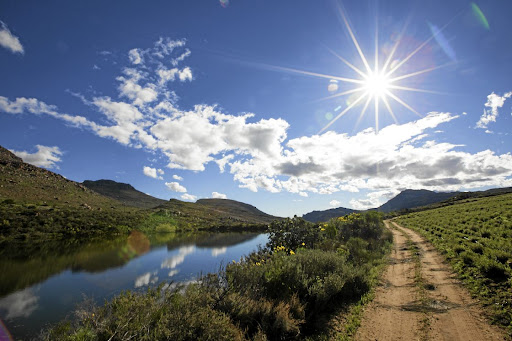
[355,220,506,341]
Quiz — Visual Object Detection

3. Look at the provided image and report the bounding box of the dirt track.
[355,220,506,341]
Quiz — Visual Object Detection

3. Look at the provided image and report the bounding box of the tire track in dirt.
[355,220,422,340]
[355,220,506,340]
[390,221,505,341]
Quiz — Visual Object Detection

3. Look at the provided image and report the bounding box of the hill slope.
[82,179,167,209]
[302,187,512,222]
[303,207,358,223]
[196,198,277,224]
[377,189,458,213]
[154,198,280,227]
[396,192,512,332]
[0,146,123,209]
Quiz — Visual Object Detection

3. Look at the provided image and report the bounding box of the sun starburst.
[250,4,454,134]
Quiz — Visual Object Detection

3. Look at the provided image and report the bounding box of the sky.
[1,0,511,217]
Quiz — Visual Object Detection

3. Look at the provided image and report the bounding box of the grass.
[45,212,392,340]
[396,193,512,335]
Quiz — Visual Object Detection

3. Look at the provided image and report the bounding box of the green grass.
[396,193,512,334]
[45,212,392,340]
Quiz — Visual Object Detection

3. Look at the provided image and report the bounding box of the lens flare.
[0,320,13,341]
[471,3,490,30]
[428,22,456,61]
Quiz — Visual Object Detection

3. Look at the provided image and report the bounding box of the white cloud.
[329,200,341,207]
[299,191,308,197]
[10,145,63,169]
[172,174,183,180]
[476,91,512,129]
[212,191,227,199]
[143,166,163,180]
[178,67,192,82]
[181,193,197,201]
[117,69,158,106]
[0,21,24,54]
[128,48,143,65]
[350,190,398,210]
[165,182,187,192]
[3,39,512,202]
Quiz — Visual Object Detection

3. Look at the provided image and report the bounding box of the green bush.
[47,212,391,340]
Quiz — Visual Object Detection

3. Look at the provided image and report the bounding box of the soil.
[355,220,507,341]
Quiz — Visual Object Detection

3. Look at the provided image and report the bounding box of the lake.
[0,231,268,340]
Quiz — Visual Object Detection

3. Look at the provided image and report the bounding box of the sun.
[255,4,451,134]
[364,72,391,98]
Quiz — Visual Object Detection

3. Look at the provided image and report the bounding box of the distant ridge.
[376,189,458,213]
[197,198,277,224]
[302,187,512,222]
[82,179,167,209]
[303,207,358,223]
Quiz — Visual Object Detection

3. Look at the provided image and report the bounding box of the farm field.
[396,193,512,334]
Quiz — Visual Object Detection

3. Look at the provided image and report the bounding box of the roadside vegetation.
[45,212,392,340]
[396,193,512,334]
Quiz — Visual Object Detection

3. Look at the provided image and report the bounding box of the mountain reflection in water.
[0,231,267,339]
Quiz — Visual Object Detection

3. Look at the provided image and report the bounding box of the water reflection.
[0,231,267,339]
[0,288,39,319]
[134,271,159,288]
[211,247,227,257]
[161,246,195,270]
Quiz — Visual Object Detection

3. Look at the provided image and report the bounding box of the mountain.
[82,179,167,209]
[303,207,358,223]
[154,198,280,227]
[377,189,459,213]
[196,198,277,224]
[0,146,123,209]
[302,187,512,222]
[81,179,280,225]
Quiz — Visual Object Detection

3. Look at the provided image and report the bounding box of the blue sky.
[1,0,511,217]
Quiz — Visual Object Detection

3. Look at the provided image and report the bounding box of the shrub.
[478,258,509,282]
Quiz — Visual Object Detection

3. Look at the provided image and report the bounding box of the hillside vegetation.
[377,189,458,212]
[82,180,167,209]
[303,206,358,223]
[0,146,278,240]
[47,212,392,340]
[396,193,512,333]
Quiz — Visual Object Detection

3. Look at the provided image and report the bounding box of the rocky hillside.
[83,180,167,209]
[0,146,122,210]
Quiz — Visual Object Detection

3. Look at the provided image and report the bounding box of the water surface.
[0,231,268,339]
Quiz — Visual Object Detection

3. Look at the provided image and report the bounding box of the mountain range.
[303,187,512,222]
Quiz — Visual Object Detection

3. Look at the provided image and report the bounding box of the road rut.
[355,220,506,341]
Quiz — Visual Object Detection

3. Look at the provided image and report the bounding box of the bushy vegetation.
[0,199,144,240]
[396,193,512,333]
[46,212,392,340]
[0,199,267,242]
